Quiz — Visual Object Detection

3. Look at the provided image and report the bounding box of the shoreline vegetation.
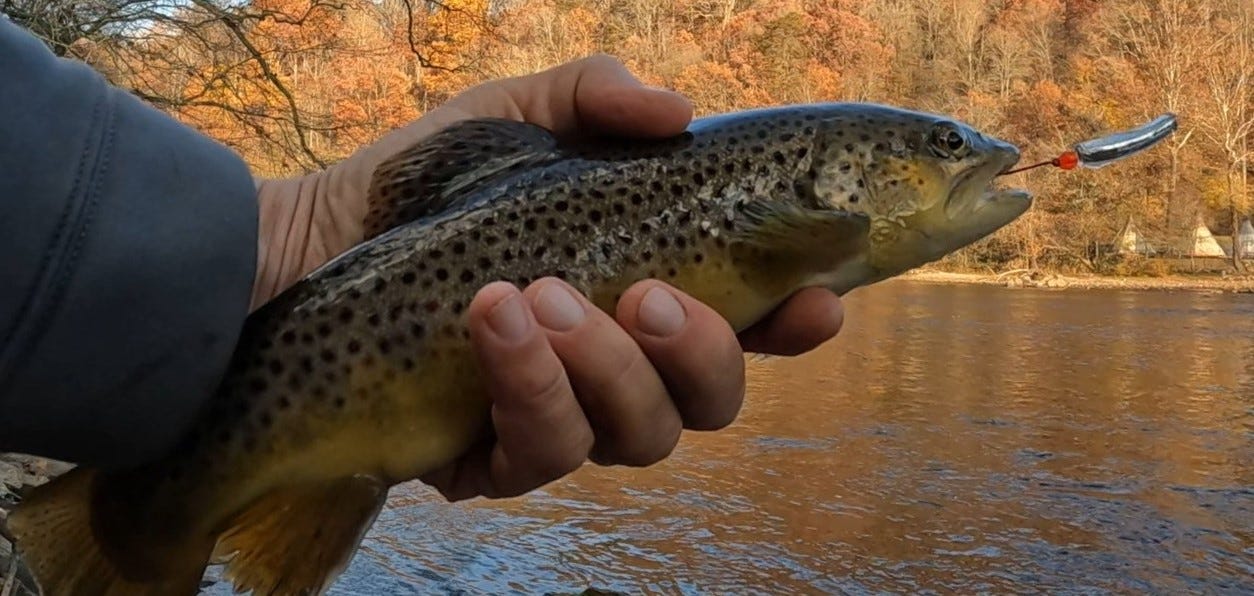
[901,268,1254,293]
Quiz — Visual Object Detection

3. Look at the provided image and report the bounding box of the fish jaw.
[930,136,1033,258]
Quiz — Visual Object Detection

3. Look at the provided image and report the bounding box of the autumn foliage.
[9,0,1253,271]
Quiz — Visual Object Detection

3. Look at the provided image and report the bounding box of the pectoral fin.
[729,199,871,270]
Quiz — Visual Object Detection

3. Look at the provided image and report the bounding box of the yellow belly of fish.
[589,251,804,332]
[208,245,802,530]
[203,347,490,530]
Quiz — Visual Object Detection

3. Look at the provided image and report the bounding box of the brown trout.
[6,103,1031,595]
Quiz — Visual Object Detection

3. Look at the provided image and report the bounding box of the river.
[208,280,1254,594]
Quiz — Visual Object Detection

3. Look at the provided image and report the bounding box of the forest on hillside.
[5,0,1252,272]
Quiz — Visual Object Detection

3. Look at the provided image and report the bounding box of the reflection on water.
[213,281,1254,594]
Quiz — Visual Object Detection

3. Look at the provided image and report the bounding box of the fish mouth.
[945,149,1032,221]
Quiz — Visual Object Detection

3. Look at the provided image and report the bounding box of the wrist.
[251,170,363,309]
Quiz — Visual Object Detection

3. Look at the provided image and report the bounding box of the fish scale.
[6,102,1031,596]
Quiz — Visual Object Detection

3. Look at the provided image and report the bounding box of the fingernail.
[532,284,585,331]
[638,286,686,337]
[487,293,529,341]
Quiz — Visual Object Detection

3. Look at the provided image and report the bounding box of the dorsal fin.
[362,118,561,240]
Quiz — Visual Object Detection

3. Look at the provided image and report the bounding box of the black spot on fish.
[347,340,361,354]
[436,269,449,281]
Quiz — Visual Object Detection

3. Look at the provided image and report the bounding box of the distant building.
[1114,217,1155,255]
[1179,216,1228,258]
[1238,220,1254,257]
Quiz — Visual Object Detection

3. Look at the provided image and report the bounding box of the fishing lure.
[1000,113,1179,176]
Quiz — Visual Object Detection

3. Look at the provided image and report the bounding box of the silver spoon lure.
[1000,113,1179,176]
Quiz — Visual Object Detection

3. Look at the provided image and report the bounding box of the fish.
[4,102,1031,595]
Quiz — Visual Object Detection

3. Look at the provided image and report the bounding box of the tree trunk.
[1231,173,1244,271]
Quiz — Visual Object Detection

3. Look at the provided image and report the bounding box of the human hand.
[254,55,846,500]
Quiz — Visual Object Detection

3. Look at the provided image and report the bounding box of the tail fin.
[212,475,387,596]
[6,468,209,596]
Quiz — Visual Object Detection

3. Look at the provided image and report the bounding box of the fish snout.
[978,133,1021,171]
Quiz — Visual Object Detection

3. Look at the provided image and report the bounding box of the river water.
[212,280,1254,594]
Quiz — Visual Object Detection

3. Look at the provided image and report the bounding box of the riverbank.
[902,269,1254,293]
[1,455,68,596]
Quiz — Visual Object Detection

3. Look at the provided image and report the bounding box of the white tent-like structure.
[1114,217,1154,255]
[1181,216,1228,257]
[1237,219,1254,257]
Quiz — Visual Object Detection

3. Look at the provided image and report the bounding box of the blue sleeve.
[0,17,258,468]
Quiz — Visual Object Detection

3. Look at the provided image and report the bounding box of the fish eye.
[929,123,968,158]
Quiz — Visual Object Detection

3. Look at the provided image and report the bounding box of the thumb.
[498,53,694,139]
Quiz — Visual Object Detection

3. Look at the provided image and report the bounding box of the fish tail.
[7,467,209,596]
[212,475,387,596]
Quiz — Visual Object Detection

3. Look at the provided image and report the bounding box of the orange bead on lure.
[1000,113,1179,176]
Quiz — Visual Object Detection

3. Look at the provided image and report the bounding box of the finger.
[614,281,746,432]
[498,54,693,139]
[433,282,594,500]
[737,287,845,356]
[569,54,694,138]
[523,278,683,467]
